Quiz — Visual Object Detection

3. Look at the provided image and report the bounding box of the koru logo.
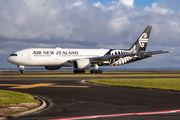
[139,33,148,47]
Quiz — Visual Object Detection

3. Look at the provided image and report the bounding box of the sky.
[0,0,180,69]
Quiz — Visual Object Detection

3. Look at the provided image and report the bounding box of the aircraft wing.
[90,50,170,61]
[68,50,170,63]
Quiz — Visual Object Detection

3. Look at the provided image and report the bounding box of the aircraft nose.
[7,56,12,62]
[7,56,15,64]
[7,53,19,65]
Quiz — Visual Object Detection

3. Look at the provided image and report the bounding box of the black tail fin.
[129,26,152,52]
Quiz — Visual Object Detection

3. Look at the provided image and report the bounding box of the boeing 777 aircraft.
[7,26,170,74]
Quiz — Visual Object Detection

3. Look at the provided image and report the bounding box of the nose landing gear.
[20,70,25,74]
[18,65,25,74]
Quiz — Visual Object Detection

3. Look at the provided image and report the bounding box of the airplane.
[7,26,170,74]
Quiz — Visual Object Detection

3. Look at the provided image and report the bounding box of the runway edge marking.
[48,109,180,120]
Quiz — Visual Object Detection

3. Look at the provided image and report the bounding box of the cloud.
[0,0,180,68]
[144,3,173,14]
[118,0,134,7]
[109,16,130,34]
[93,1,116,12]
[73,1,83,6]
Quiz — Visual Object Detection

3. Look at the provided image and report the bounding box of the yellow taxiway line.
[0,83,89,89]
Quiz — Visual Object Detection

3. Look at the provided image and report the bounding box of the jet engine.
[45,66,61,70]
[73,59,91,70]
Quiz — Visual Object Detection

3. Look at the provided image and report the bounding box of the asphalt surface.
[0,72,180,120]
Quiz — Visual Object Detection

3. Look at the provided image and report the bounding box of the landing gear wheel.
[90,70,94,73]
[73,70,85,73]
[21,70,25,74]
[90,70,103,74]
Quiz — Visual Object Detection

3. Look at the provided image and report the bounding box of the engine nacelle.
[73,59,91,70]
[45,66,61,70]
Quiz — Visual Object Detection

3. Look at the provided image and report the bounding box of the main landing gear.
[90,69,102,73]
[73,70,85,73]
[90,64,103,74]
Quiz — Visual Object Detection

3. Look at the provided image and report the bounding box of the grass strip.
[88,78,180,91]
[0,90,36,105]
[1,74,180,78]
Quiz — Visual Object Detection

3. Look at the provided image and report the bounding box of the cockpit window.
[10,54,17,56]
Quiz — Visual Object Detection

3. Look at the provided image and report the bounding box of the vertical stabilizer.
[129,26,152,52]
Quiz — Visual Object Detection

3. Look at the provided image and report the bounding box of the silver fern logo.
[139,33,148,47]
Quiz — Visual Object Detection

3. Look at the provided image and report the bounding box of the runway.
[0,72,180,120]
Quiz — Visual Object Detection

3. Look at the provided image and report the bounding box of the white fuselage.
[7,48,111,67]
